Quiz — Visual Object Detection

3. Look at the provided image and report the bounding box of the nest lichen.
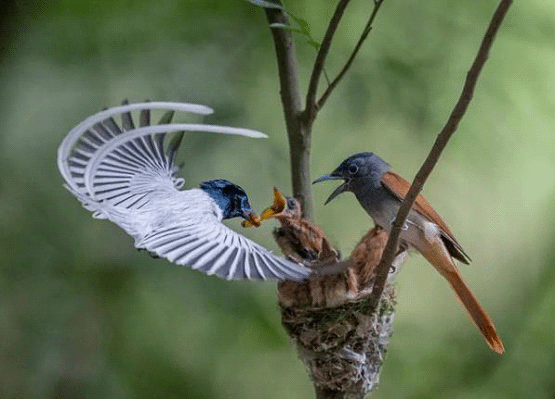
[280,285,396,397]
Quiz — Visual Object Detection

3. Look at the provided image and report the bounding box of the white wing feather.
[57,101,311,281]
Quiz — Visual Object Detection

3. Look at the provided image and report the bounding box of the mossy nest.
[280,285,396,397]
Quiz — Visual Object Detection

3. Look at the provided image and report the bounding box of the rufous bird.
[314,152,504,354]
[57,101,311,281]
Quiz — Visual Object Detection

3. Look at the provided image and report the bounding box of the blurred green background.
[1,0,555,398]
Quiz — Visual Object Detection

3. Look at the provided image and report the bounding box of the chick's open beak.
[260,187,287,220]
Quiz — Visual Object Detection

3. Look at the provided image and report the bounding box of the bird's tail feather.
[446,270,504,354]
[57,101,268,212]
[420,243,504,354]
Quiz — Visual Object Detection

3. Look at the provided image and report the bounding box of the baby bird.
[256,188,358,307]
[259,187,340,265]
[348,226,407,289]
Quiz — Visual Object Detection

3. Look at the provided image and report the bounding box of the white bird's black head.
[313,152,391,204]
[200,179,259,223]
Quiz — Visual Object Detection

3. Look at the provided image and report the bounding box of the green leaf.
[245,0,283,10]
[269,22,303,35]
[290,15,311,36]
[259,4,322,51]
[307,39,321,51]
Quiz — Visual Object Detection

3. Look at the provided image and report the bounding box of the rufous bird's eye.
[348,164,358,175]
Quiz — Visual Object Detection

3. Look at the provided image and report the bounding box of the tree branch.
[304,0,351,123]
[317,0,385,110]
[264,4,314,217]
[368,0,513,311]
[263,0,385,217]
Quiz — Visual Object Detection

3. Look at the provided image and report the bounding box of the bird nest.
[280,284,396,397]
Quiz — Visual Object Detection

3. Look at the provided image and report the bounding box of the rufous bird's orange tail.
[445,270,504,354]
[419,243,504,354]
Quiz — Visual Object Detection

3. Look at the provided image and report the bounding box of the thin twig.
[304,0,351,123]
[368,0,513,310]
[317,0,385,109]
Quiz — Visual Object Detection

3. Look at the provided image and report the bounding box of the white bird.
[57,101,312,281]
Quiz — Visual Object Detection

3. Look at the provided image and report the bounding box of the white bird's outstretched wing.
[57,101,311,281]
[135,191,313,280]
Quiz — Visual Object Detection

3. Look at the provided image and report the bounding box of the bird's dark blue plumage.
[200,180,253,220]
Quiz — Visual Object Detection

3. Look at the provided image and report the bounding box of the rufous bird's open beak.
[313,173,348,205]
[260,187,287,220]
[241,210,261,228]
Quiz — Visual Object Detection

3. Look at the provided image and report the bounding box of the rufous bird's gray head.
[313,152,390,204]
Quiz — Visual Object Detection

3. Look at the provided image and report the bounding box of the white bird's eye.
[348,164,358,175]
